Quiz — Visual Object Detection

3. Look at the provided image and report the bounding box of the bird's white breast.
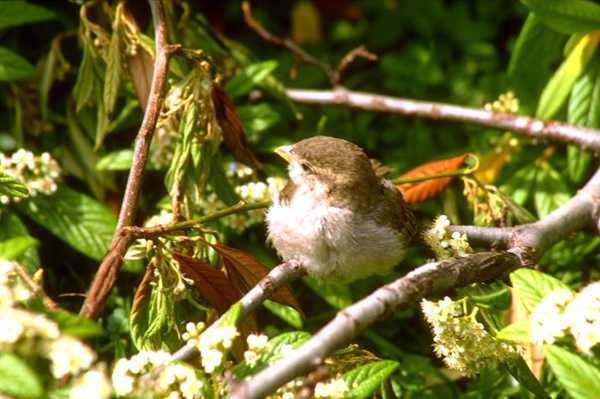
[266,182,406,282]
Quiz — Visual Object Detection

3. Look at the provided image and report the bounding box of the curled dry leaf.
[211,82,261,169]
[212,243,304,316]
[122,4,153,110]
[173,253,241,313]
[397,154,468,204]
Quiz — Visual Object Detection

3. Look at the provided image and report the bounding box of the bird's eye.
[300,161,313,173]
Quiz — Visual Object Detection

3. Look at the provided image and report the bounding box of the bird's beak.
[274,145,294,164]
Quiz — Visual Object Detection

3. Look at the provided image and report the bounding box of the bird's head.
[275,136,378,204]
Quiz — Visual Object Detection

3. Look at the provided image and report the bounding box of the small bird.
[266,136,416,282]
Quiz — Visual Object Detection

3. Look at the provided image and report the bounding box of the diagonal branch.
[230,166,600,398]
[285,88,600,152]
[80,0,178,319]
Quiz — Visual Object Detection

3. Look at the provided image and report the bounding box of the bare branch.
[230,251,523,399]
[80,0,176,319]
[334,45,377,83]
[285,88,600,152]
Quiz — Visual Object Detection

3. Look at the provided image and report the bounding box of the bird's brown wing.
[380,180,417,243]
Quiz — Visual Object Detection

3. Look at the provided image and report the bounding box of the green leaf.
[0,352,42,398]
[500,165,538,206]
[566,55,600,183]
[537,33,599,119]
[262,299,303,328]
[47,311,104,338]
[504,356,550,399]
[224,60,278,98]
[74,46,95,112]
[216,302,242,328]
[96,149,133,171]
[508,14,565,109]
[509,269,572,312]
[0,1,55,29]
[237,103,281,135]
[534,164,570,218]
[497,320,531,343]
[0,172,29,198]
[0,236,38,260]
[522,0,600,34]
[458,282,511,311]
[343,360,400,399]
[99,31,121,148]
[18,185,116,260]
[545,344,600,399]
[0,47,35,81]
[0,211,39,272]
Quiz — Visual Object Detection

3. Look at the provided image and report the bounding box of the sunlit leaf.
[96,149,134,171]
[522,0,600,34]
[74,46,95,112]
[509,269,572,312]
[545,345,600,399]
[224,60,278,99]
[343,360,400,399]
[497,320,530,343]
[0,352,42,398]
[0,172,29,198]
[534,164,570,218]
[536,33,600,119]
[262,299,303,328]
[0,236,37,260]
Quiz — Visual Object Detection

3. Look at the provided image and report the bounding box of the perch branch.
[285,88,600,152]
[230,166,600,398]
[80,0,176,319]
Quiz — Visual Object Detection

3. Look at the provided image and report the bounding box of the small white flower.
[247,334,268,350]
[70,368,111,399]
[530,289,574,345]
[201,348,223,373]
[49,336,95,378]
[564,282,600,353]
[314,378,349,398]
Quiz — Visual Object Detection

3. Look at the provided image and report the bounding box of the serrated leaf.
[47,311,103,338]
[74,46,95,112]
[0,47,35,81]
[18,185,116,260]
[0,1,54,29]
[343,360,400,399]
[39,43,56,120]
[224,60,278,98]
[103,31,121,116]
[0,172,29,198]
[0,236,38,260]
[545,344,600,399]
[96,149,134,171]
[262,299,303,329]
[522,0,600,34]
[497,320,531,343]
[504,356,550,399]
[534,164,571,218]
[0,352,42,398]
[537,33,600,120]
[510,269,572,312]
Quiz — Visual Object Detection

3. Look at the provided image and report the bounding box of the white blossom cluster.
[314,378,350,398]
[183,322,238,374]
[423,215,472,259]
[530,283,600,353]
[421,297,517,376]
[112,350,204,398]
[243,333,269,366]
[0,260,110,398]
[0,149,60,204]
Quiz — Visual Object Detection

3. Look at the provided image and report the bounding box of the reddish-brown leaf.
[212,243,303,315]
[173,253,242,314]
[122,5,153,110]
[211,82,261,169]
[397,154,467,204]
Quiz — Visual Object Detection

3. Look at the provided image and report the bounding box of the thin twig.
[334,45,377,83]
[12,265,62,312]
[285,88,600,152]
[80,0,177,319]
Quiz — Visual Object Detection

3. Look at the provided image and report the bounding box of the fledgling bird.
[266,136,416,282]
